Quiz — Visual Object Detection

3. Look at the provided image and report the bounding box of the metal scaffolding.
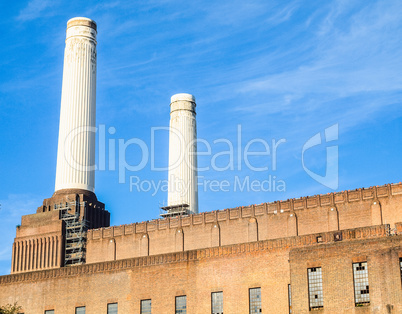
[160,203,190,218]
[55,202,88,266]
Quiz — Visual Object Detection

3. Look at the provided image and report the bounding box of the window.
[45,311,54,314]
[141,299,151,314]
[175,295,186,314]
[249,287,262,313]
[107,303,118,314]
[211,291,223,314]
[353,262,370,306]
[288,284,292,314]
[75,307,85,314]
[400,258,402,284]
[307,267,323,310]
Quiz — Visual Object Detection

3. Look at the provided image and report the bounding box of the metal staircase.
[55,202,88,266]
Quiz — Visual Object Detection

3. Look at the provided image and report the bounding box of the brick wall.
[11,190,110,273]
[12,211,63,273]
[290,236,402,313]
[9,183,402,276]
[0,225,400,313]
[87,183,402,264]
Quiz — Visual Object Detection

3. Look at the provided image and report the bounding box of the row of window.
[44,304,116,314]
[306,262,370,311]
[40,291,240,314]
[24,258,402,314]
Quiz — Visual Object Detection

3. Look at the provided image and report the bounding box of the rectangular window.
[45,311,54,314]
[308,267,323,310]
[175,295,186,314]
[107,303,118,314]
[288,284,292,314]
[353,262,370,306]
[141,299,152,314]
[400,258,402,284]
[249,287,262,313]
[211,291,223,314]
[75,307,85,314]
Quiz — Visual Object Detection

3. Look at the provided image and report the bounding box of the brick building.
[0,184,401,313]
[0,17,401,314]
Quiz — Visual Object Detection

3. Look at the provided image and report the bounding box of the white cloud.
[16,0,53,22]
[242,3,402,94]
[265,3,299,25]
[219,1,402,137]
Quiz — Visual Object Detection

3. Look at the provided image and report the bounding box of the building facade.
[0,184,401,313]
[0,16,401,314]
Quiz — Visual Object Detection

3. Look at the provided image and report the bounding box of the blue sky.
[0,0,401,275]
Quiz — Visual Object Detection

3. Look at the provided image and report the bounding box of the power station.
[0,17,401,314]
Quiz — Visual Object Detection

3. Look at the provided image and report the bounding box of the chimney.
[167,93,199,215]
[12,18,109,273]
[55,17,97,193]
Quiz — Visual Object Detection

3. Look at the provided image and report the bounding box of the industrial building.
[0,17,401,314]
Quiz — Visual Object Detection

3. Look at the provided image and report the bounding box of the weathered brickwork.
[11,211,64,273]
[290,236,402,313]
[0,225,400,313]
[2,183,401,313]
[11,189,110,273]
[87,183,402,264]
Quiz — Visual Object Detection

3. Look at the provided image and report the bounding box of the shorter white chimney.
[167,93,199,214]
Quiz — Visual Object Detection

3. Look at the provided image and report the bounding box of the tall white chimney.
[167,93,199,214]
[55,17,97,193]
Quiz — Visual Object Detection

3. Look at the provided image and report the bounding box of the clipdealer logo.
[302,124,339,190]
[61,124,339,193]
